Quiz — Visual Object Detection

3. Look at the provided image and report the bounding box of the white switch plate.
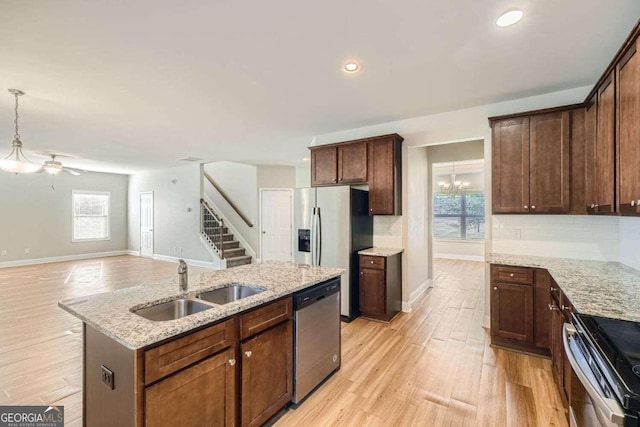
[24,248,30,254]
[1,250,6,256]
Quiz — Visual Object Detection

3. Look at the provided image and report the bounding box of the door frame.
[139,191,154,258]
[259,188,294,262]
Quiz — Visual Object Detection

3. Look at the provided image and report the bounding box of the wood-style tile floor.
[276,259,568,427]
[0,256,568,426]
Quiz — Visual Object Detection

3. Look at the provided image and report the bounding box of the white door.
[260,189,293,262]
[140,192,154,257]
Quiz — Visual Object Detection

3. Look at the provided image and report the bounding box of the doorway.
[140,192,154,257]
[260,189,293,262]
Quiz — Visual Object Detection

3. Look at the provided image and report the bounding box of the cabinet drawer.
[492,265,533,285]
[240,297,292,340]
[145,317,236,384]
[360,255,385,270]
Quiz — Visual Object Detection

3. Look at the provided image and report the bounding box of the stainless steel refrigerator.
[293,187,373,321]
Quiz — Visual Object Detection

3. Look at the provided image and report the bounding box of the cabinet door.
[569,108,587,215]
[596,73,616,214]
[241,320,293,427]
[533,270,551,350]
[529,112,571,213]
[585,96,598,213]
[338,141,367,184]
[359,268,386,315]
[490,282,533,343]
[492,118,530,213]
[145,347,236,427]
[550,305,565,400]
[311,146,338,186]
[617,40,640,215]
[368,138,401,215]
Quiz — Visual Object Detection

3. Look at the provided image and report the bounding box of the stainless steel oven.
[564,314,640,427]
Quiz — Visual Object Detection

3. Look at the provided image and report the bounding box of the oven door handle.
[563,323,626,426]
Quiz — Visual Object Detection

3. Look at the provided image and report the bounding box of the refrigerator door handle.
[311,207,321,266]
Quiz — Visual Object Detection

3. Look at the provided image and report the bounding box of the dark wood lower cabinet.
[241,320,293,427]
[490,265,550,356]
[145,347,236,427]
[359,268,385,316]
[491,282,534,343]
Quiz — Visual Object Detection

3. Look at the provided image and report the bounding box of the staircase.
[200,199,252,268]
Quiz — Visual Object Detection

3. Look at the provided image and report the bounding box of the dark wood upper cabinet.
[491,111,571,215]
[310,146,338,186]
[569,108,587,215]
[584,96,598,213]
[368,136,403,215]
[491,118,530,213]
[529,111,571,214]
[596,73,617,214]
[617,39,640,215]
[337,141,367,184]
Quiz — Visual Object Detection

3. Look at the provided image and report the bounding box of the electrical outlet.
[514,229,521,240]
[24,248,30,254]
[101,365,114,390]
[179,247,183,253]
[1,250,6,256]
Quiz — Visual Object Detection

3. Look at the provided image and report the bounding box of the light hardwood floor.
[276,259,569,427]
[0,256,568,426]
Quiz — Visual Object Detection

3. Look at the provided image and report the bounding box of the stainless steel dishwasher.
[292,277,341,405]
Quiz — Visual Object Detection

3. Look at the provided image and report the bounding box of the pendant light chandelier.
[438,162,470,195]
[0,89,42,174]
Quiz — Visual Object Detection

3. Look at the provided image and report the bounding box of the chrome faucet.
[178,259,188,292]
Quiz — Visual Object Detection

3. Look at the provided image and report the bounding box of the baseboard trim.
[0,250,130,268]
[402,279,432,313]
[434,253,485,262]
[483,314,490,329]
[152,254,219,269]
[127,250,140,256]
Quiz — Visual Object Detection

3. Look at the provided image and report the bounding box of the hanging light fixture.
[438,162,470,195]
[0,89,42,174]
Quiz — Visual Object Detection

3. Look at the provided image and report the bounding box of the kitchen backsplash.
[492,215,620,262]
[373,216,403,248]
[619,217,640,271]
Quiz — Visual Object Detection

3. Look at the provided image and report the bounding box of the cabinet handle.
[595,204,599,208]
[549,303,559,311]
[509,273,514,278]
[637,199,640,206]
[561,305,571,312]
[632,200,635,207]
[524,205,528,209]
[360,271,363,275]
[493,286,498,290]
[550,286,558,292]
[590,204,595,209]
[332,178,337,183]
[244,351,252,358]
[228,359,236,366]
[370,261,374,264]
[531,205,536,210]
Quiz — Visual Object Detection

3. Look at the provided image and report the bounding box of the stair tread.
[226,255,251,260]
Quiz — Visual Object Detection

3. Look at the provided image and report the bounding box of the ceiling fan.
[42,154,84,176]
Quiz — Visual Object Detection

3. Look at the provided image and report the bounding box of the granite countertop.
[59,261,343,350]
[488,253,640,323]
[358,247,404,257]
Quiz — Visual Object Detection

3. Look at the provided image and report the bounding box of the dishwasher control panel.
[294,277,340,310]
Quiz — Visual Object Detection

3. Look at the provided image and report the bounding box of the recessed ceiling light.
[343,62,360,73]
[496,10,524,27]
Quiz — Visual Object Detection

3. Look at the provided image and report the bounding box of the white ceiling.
[1,1,639,174]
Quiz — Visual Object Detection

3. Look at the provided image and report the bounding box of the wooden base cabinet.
[489,265,550,356]
[145,347,236,427]
[359,253,402,321]
[241,320,293,427]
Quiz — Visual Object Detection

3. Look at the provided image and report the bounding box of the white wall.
[204,161,259,257]
[618,217,640,270]
[128,164,212,263]
[0,171,128,264]
[295,165,310,188]
[313,85,592,309]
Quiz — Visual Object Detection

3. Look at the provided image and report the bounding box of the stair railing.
[200,199,225,259]
[203,171,254,228]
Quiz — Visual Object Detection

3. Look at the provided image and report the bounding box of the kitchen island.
[59,261,343,427]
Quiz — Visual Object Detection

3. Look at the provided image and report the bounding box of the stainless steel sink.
[197,284,265,305]
[133,298,213,321]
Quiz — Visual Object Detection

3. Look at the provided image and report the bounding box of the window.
[72,191,110,241]
[433,193,485,240]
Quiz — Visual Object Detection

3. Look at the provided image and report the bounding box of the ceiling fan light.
[44,165,62,175]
